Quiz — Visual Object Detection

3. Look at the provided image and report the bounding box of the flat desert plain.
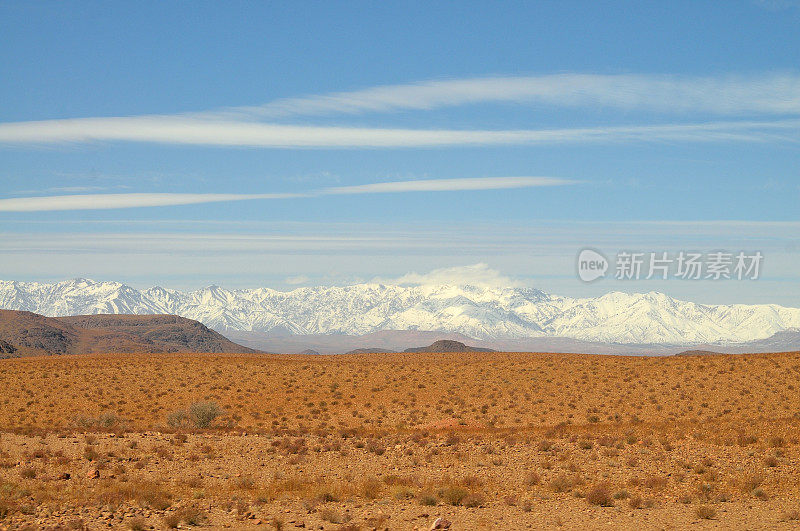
[1,351,799,530]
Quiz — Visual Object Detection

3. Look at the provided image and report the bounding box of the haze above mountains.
[1,278,798,354]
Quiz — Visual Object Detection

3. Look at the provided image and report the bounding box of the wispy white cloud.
[2,220,796,255]
[324,176,578,194]
[1,73,799,149]
[285,275,311,285]
[0,176,577,211]
[388,263,525,287]
[0,192,306,212]
[9,184,132,196]
[1,115,798,148]
[223,73,800,118]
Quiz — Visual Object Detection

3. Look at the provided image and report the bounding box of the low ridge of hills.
[675,349,725,356]
[342,340,494,355]
[0,309,256,358]
[345,347,397,354]
[403,339,495,353]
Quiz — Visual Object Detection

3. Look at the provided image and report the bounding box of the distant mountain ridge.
[0,309,256,358]
[1,278,799,346]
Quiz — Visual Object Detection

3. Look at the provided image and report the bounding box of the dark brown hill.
[403,339,495,353]
[0,310,257,358]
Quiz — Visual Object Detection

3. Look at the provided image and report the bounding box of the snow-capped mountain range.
[0,278,798,345]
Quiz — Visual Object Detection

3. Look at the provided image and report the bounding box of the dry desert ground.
[1,351,800,530]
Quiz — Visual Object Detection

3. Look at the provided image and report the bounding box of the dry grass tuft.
[586,483,614,507]
[696,505,717,520]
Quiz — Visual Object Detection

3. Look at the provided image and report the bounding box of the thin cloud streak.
[1,116,799,148]
[324,177,579,194]
[0,177,577,211]
[0,222,796,255]
[227,73,800,118]
[0,192,307,212]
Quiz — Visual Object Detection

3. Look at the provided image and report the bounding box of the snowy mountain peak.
[0,279,798,345]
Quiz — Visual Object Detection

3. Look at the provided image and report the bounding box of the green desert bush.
[168,401,224,429]
[189,401,224,428]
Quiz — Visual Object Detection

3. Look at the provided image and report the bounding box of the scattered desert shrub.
[234,499,250,519]
[189,401,224,428]
[314,487,339,503]
[696,482,714,501]
[643,476,667,489]
[461,475,483,488]
[176,507,206,526]
[613,489,629,500]
[83,446,99,461]
[586,483,614,507]
[366,439,386,455]
[392,486,416,500]
[737,434,758,446]
[163,513,180,528]
[155,446,173,460]
[445,434,460,446]
[127,517,147,531]
[769,436,785,448]
[234,475,256,490]
[361,476,382,499]
[439,486,470,506]
[18,467,36,479]
[740,473,764,494]
[5,344,800,528]
[462,493,485,508]
[418,492,438,506]
[320,508,342,524]
[549,473,579,493]
[76,412,123,429]
[168,401,224,429]
[696,505,716,520]
[524,471,541,486]
[137,483,172,510]
[166,410,190,429]
[183,476,203,489]
[98,411,122,428]
[0,499,12,519]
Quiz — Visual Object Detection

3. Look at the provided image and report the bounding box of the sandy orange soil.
[1,351,799,529]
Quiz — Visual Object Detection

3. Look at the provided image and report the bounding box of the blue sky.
[1,1,799,305]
